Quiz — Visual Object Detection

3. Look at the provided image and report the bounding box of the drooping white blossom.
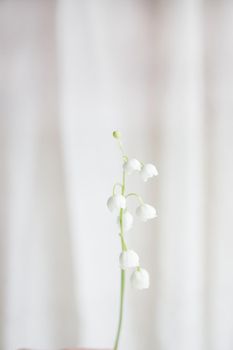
[136,203,157,222]
[119,250,139,270]
[123,158,142,175]
[107,194,126,212]
[130,268,150,289]
[108,131,158,298]
[140,163,158,182]
[117,209,133,231]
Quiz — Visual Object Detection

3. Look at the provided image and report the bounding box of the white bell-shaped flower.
[117,209,133,231]
[119,250,139,270]
[130,268,150,289]
[140,163,158,182]
[123,158,142,175]
[136,203,157,222]
[107,194,126,212]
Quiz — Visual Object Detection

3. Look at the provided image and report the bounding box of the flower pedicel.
[107,131,158,350]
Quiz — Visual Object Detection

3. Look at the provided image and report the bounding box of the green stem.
[114,269,125,350]
[114,171,126,350]
[117,139,126,158]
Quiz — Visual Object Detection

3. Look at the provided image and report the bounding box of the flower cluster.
[107,131,158,290]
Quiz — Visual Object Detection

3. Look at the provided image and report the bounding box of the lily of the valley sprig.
[107,130,158,350]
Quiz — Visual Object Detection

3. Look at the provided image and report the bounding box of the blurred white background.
[0,0,233,349]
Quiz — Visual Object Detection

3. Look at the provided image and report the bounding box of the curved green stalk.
[113,182,123,195]
[114,171,126,350]
[126,192,144,205]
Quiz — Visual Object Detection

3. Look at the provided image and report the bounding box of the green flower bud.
[113,130,121,139]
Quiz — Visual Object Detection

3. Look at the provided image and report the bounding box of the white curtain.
[1,1,233,350]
